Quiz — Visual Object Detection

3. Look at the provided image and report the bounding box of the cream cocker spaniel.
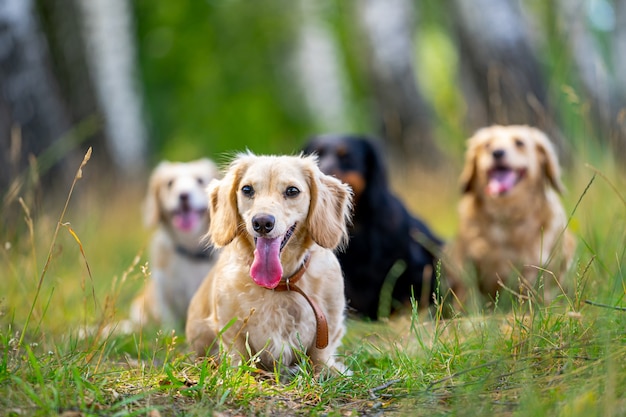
[130,159,220,329]
[186,153,352,375]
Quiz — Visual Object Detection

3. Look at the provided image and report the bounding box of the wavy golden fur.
[446,125,576,304]
[186,153,352,375]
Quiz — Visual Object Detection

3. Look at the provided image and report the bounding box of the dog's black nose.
[179,193,189,202]
[492,149,505,160]
[252,214,275,235]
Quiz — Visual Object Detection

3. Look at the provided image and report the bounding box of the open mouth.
[171,206,206,232]
[250,223,298,289]
[486,166,526,196]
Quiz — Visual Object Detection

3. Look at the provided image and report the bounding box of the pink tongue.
[487,170,518,196]
[250,237,283,289]
[172,211,200,232]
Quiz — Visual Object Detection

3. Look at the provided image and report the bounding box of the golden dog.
[186,153,352,375]
[447,125,576,304]
[130,159,219,329]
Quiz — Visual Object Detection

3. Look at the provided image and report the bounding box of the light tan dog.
[130,159,220,329]
[186,153,352,375]
[446,125,576,305]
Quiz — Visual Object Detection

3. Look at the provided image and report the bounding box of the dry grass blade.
[62,223,93,279]
[18,147,93,347]
[17,197,37,274]
[585,164,626,208]
[583,300,626,312]
[62,222,98,312]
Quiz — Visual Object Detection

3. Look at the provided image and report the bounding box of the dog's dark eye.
[196,177,204,186]
[241,185,254,197]
[514,138,525,148]
[285,186,300,198]
[167,179,174,189]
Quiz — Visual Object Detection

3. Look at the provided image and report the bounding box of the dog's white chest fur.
[242,288,317,365]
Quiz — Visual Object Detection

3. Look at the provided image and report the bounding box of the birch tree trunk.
[355,0,443,170]
[613,1,626,157]
[77,0,147,176]
[293,1,350,133]
[556,0,626,158]
[452,0,567,157]
[0,0,73,194]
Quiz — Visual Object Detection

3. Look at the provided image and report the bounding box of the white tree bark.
[0,0,72,189]
[452,0,568,158]
[613,1,626,97]
[77,0,147,175]
[292,1,350,133]
[453,0,547,124]
[557,0,612,124]
[556,0,626,155]
[355,0,441,169]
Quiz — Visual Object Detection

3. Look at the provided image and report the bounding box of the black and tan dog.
[303,134,442,319]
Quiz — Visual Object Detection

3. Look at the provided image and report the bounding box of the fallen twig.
[369,378,402,399]
[584,300,626,312]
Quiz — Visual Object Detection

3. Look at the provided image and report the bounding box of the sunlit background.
[4,1,625,176]
[1,0,625,328]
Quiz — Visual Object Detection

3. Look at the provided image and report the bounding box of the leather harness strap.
[273,253,329,349]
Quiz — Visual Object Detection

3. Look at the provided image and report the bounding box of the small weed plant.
[1,147,625,416]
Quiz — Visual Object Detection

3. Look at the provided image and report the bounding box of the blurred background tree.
[2,0,625,196]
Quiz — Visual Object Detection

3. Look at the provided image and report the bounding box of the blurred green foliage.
[133,0,620,168]
[134,1,320,161]
[133,1,414,163]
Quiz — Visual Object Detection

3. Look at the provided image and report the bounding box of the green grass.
[1,147,625,416]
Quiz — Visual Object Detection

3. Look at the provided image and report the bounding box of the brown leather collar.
[273,253,329,349]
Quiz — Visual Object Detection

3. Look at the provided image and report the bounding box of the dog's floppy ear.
[361,137,388,189]
[143,161,170,228]
[459,136,480,194]
[207,156,248,247]
[306,157,353,250]
[532,128,565,194]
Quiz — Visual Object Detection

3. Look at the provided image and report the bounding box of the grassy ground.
[1,148,625,416]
